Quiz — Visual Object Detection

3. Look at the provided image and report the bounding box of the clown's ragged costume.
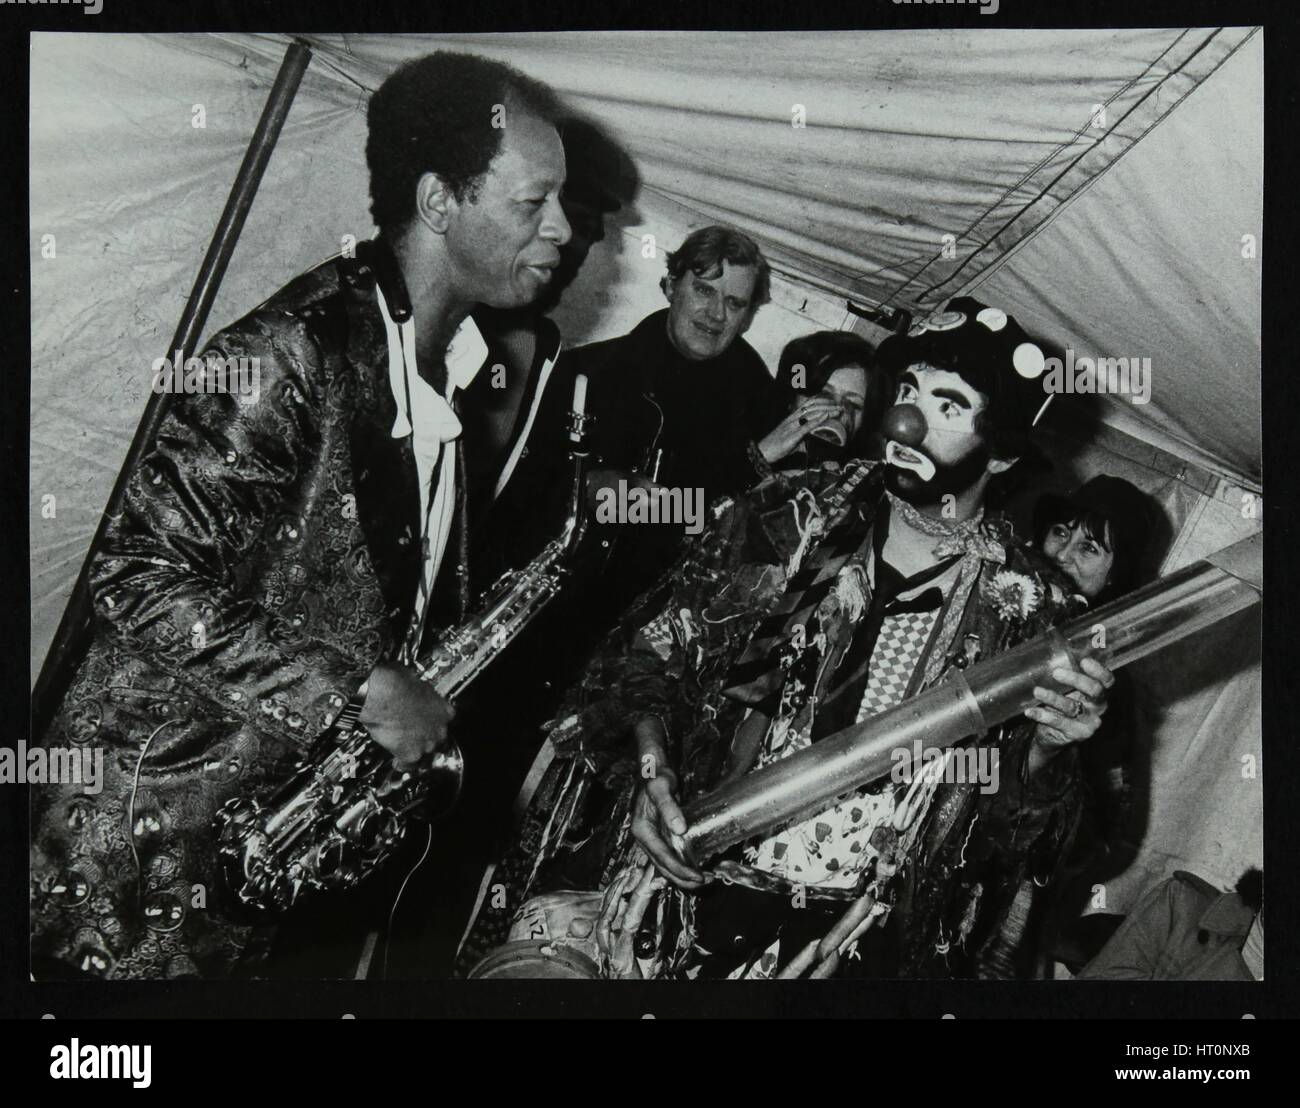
[458,458,1089,979]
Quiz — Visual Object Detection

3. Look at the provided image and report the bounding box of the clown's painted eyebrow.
[899,370,974,411]
[932,388,972,410]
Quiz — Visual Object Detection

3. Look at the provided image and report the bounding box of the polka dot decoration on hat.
[1013,341,1046,378]
[876,294,1060,434]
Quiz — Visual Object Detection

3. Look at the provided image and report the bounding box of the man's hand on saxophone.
[358,661,456,772]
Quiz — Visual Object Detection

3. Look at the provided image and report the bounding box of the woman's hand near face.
[757,397,843,464]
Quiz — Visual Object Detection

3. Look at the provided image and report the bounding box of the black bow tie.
[881,585,945,618]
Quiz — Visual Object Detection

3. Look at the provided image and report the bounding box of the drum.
[466,889,604,980]
[466,940,600,980]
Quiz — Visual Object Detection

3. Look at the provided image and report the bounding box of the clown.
[461,296,1115,981]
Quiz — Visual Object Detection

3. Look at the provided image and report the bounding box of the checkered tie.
[854,602,942,722]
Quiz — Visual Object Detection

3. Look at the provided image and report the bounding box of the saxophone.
[215,377,593,913]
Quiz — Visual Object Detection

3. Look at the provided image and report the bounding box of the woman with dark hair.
[754,329,892,470]
[1032,475,1156,605]
[1034,476,1159,848]
[1013,476,1161,976]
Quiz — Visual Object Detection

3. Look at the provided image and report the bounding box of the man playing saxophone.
[30,51,573,979]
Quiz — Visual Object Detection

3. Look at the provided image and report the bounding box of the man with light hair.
[523,225,786,633]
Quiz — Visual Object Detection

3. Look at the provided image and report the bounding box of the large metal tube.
[681,532,1261,863]
[31,40,314,737]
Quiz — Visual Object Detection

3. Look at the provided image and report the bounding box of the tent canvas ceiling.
[28,29,1263,912]
[226,27,1263,481]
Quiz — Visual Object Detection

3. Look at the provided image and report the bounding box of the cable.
[380,824,434,980]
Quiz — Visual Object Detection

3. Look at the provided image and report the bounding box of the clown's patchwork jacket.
[460,460,1089,978]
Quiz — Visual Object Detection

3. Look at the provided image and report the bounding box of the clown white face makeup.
[894,364,984,436]
[884,364,999,506]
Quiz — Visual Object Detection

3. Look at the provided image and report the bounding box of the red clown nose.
[882,404,926,447]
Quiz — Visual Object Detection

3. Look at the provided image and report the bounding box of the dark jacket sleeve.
[546,486,772,765]
[710,344,782,496]
[975,718,1083,867]
[89,315,380,747]
[970,554,1091,864]
[740,346,786,442]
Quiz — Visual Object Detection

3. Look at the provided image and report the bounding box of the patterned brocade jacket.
[461,460,1088,978]
[31,241,464,980]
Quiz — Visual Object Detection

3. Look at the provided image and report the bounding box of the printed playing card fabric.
[748,606,939,889]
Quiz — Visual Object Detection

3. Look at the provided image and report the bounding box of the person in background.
[1034,477,1156,871]
[552,225,786,625]
[752,329,892,476]
[1034,475,1156,607]
[1000,475,1159,977]
[1078,867,1262,980]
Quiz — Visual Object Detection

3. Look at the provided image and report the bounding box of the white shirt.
[492,341,561,500]
[375,284,488,647]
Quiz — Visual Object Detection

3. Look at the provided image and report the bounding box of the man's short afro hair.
[366,51,563,235]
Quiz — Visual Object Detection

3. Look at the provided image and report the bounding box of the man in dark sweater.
[574,226,779,502]
[470,227,787,758]
[548,226,786,626]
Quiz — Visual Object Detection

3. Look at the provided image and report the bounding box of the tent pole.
[32,38,314,738]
